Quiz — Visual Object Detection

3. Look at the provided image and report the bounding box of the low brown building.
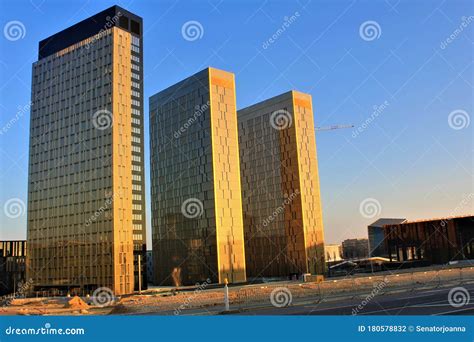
[384,215,474,264]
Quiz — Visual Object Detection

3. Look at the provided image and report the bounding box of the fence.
[7,266,472,314]
[236,266,474,310]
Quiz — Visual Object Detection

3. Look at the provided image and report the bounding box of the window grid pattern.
[238,91,325,278]
[150,68,246,285]
[27,29,120,292]
[129,32,146,290]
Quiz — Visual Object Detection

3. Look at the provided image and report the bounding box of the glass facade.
[150,68,246,285]
[26,6,145,295]
[238,91,325,279]
[128,20,147,293]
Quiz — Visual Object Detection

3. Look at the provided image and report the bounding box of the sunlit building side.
[26,6,146,295]
[149,67,246,285]
[237,91,325,279]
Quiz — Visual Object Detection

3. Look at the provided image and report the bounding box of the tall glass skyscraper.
[26,6,146,295]
[238,91,325,279]
[149,67,246,286]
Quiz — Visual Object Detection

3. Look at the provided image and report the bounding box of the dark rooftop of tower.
[38,5,142,60]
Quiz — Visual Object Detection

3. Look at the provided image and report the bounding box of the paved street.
[235,284,474,315]
[133,283,474,316]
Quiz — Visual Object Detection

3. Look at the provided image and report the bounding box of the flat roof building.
[237,91,325,278]
[325,244,342,263]
[27,6,146,295]
[384,215,474,264]
[149,67,246,286]
[342,238,369,260]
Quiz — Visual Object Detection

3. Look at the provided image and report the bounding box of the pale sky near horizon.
[0,0,473,247]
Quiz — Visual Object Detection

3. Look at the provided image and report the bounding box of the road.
[134,283,474,316]
[234,284,474,315]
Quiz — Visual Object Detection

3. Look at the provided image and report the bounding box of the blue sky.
[0,0,472,245]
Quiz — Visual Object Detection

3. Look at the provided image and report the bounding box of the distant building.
[384,215,474,264]
[342,238,369,260]
[324,244,342,263]
[146,251,153,285]
[0,241,27,296]
[368,218,406,257]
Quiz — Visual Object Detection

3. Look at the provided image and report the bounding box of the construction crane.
[316,124,354,132]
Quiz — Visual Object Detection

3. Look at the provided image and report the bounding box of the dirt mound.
[64,296,89,309]
[10,299,44,306]
[18,308,30,315]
